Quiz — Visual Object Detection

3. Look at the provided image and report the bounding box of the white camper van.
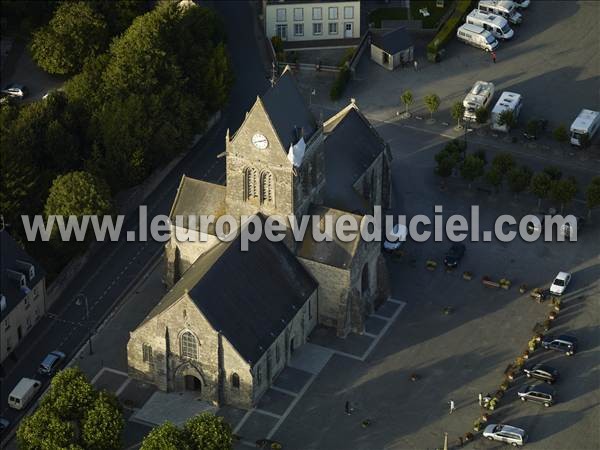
[467,10,514,39]
[478,0,522,24]
[491,91,523,132]
[570,109,600,146]
[463,81,495,121]
[456,24,499,52]
[8,378,41,410]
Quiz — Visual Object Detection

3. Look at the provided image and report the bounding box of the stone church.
[127,67,393,408]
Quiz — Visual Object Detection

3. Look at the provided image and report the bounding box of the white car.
[1,84,28,98]
[483,424,527,446]
[550,271,571,296]
[383,223,408,252]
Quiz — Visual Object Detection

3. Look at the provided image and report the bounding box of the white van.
[456,24,499,52]
[570,109,600,146]
[463,81,495,121]
[8,378,41,410]
[491,91,523,132]
[478,0,523,24]
[467,10,514,39]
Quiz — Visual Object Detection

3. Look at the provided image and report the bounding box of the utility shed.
[370,27,414,71]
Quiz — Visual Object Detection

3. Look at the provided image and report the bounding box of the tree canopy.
[424,94,441,118]
[586,177,600,210]
[17,368,123,450]
[140,413,232,450]
[44,171,112,219]
[30,2,108,75]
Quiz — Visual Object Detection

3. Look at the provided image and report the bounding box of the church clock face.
[252,133,269,149]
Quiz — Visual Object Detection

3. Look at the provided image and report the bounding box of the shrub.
[475,106,489,124]
[330,66,351,101]
[426,0,473,57]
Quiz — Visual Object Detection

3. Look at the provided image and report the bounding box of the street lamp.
[75,293,93,355]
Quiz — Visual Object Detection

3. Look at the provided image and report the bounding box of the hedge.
[427,0,473,57]
[330,66,351,101]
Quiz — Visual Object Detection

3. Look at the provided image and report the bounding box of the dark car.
[38,350,66,376]
[443,243,466,268]
[523,364,559,384]
[561,216,585,238]
[0,417,10,435]
[542,335,578,356]
[518,383,556,407]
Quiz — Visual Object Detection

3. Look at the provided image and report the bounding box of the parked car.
[1,83,28,98]
[443,243,466,268]
[523,364,559,384]
[560,217,584,239]
[518,383,556,407]
[514,0,531,8]
[38,350,66,376]
[526,214,544,234]
[0,417,10,436]
[550,271,572,296]
[542,334,578,356]
[483,424,527,446]
[383,223,408,252]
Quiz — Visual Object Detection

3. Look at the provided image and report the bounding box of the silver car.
[38,351,66,376]
[483,424,527,446]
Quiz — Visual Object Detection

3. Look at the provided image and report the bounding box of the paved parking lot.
[268,118,600,449]
[303,1,599,134]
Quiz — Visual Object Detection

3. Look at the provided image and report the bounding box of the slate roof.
[297,205,363,269]
[169,176,226,235]
[321,104,387,213]
[372,27,413,55]
[142,226,317,365]
[262,67,317,150]
[0,231,45,318]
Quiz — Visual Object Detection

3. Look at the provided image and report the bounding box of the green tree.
[44,171,112,221]
[141,422,191,450]
[41,367,97,421]
[553,124,569,144]
[491,152,515,175]
[424,94,440,119]
[484,166,503,193]
[550,178,578,214]
[17,408,76,449]
[184,413,233,450]
[543,166,562,181]
[81,392,124,450]
[451,101,466,128]
[30,1,108,75]
[460,154,485,189]
[507,165,533,195]
[586,177,600,220]
[497,109,516,131]
[401,90,413,115]
[434,142,462,178]
[530,172,553,209]
[475,107,489,124]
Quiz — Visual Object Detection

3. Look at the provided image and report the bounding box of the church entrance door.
[184,375,202,392]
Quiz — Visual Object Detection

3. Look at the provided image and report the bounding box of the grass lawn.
[410,0,451,28]
[368,7,408,28]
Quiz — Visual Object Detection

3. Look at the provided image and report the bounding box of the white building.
[263,0,360,42]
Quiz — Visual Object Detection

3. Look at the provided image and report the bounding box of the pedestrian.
[491,51,497,63]
[449,400,456,414]
[458,436,464,447]
[478,393,483,406]
[345,401,352,415]
[413,59,418,71]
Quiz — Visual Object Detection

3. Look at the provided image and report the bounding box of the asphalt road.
[0,0,269,439]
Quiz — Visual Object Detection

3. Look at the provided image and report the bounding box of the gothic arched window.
[231,373,240,389]
[260,171,274,205]
[180,331,198,360]
[244,167,259,201]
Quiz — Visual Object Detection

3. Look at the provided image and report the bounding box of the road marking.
[270,386,298,397]
[116,377,132,396]
[371,313,392,321]
[267,373,318,439]
[360,299,406,362]
[233,409,253,434]
[364,332,378,338]
[253,409,282,419]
